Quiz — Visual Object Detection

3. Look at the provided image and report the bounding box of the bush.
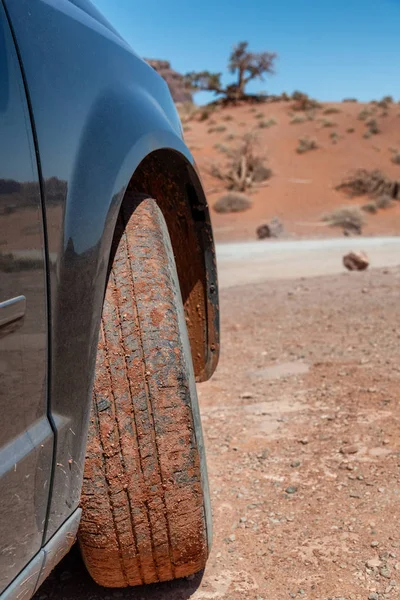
[336,169,400,199]
[343,98,358,103]
[290,115,307,124]
[210,132,271,191]
[330,131,339,143]
[323,107,341,114]
[258,118,278,128]
[208,125,227,133]
[291,91,321,111]
[213,192,252,213]
[213,143,229,153]
[255,112,264,119]
[222,114,233,121]
[321,118,337,127]
[375,194,394,209]
[347,128,355,133]
[358,109,373,121]
[252,164,273,182]
[296,136,318,154]
[322,206,365,234]
[362,201,377,214]
[365,118,380,135]
[392,153,400,165]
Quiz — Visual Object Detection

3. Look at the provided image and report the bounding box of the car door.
[0,3,53,592]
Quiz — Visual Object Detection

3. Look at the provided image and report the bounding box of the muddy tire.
[78,197,211,588]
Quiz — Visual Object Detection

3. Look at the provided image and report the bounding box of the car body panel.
[4,0,219,555]
[0,2,53,591]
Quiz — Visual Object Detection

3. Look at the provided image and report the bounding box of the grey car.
[0,0,219,596]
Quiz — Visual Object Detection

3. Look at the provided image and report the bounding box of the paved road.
[216,236,400,289]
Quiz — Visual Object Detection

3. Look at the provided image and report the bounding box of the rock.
[340,444,359,454]
[240,391,253,399]
[285,486,297,494]
[380,566,392,578]
[256,217,284,239]
[145,59,192,103]
[291,460,301,468]
[368,593,379,600]
[371,541,379,547]
[343,251,369,271]
[366,557,382,569]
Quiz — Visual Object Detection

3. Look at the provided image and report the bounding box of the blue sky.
[94,0,400,104]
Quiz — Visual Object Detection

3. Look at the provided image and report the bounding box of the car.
[0,0,219,596]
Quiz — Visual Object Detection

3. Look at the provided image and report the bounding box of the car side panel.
[0,2,53,590]
[3,0,216,540]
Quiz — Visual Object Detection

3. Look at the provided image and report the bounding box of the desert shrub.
[183,125,192,132]
[330,132,339,143]
[208,125,227,133]
[322,206,365,234]
[213,192,252,213]
[336,168,399,199]
[291,91,321,111]
[323,107,341,115]
[363,131,372,139]
[358,109,372,121]
[343,98,358,102]
[392,153,400,165]
[199,106,215,121]
[382,95,393,103]
[258,118,277,128]
[249,107,257,113]
[296,136,318,154]
[321,118,336,127]
[365,118,380,134]
[225,134,235,141]
[213,143,229,153]
[347,128,355,133]
[255,112,264,119]
[280,92,290,101]
[222,114,234,121]
[252,164,273,182]
[210,132,271,191]
[375,194,394,209]
[291,115,307,124]
[362,201,378,214]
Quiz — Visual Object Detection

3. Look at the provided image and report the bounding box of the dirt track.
[35,264,400,600]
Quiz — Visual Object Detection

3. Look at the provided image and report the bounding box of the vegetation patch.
[213,192,252,213]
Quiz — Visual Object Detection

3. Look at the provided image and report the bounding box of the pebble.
[371,541,379,548]
[380,566,391,579]
[368,593,379,600]
[366,557,382,569]
[285,486,297,494]
[240,392,253,399]
[340,444,359,454]
[291,460,301,468]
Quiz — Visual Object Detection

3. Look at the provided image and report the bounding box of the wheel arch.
[120,148,219,383]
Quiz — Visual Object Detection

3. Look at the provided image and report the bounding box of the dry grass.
[322,206,365,234]
[213,192,252,213]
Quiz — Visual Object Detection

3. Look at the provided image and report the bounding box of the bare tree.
[186,41,277,103]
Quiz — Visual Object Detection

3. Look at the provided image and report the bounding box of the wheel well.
[118,149,219,382]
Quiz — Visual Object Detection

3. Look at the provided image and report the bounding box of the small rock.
[240,391,253,399]
[228,534,236,542]
[366,557,382,569]
[256,217,284,240]
[291,460,301,468]
[371,541,379,548]
[343,251,369,271]
[368,593,379,600]
[380,566,392,579]
[340,444,359,455]
[285,486,297,494]
[378,487,385,493]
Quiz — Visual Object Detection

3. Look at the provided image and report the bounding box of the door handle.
[0,296,26,327]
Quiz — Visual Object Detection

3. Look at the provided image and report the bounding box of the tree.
[186,41,277,102]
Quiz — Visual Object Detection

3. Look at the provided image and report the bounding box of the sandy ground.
[35,249,400,600]
[183,100,400,243]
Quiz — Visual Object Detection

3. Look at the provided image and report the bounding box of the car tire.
[78,196,211,588]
